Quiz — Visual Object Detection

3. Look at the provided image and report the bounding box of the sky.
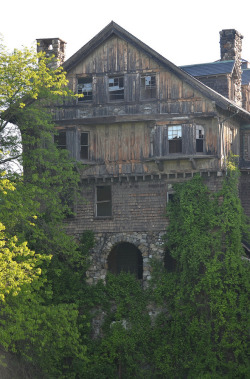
[1,0,250,67]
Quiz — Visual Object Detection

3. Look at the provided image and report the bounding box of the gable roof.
[63,21,250,120]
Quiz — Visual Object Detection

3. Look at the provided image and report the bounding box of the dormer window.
[77,77,93,102]
[140,74,156,99]
[108,76,124,101]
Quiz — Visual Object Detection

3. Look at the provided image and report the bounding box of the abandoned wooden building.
[37,22,250,283]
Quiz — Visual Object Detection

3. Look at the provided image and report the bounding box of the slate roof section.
[63,21,250,120]
[180,61,235,77]
[242,69,250,85]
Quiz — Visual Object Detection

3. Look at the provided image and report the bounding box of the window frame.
[108,76,124,101]
[80,132,89,160]
[168,125,182,153]
[196,125,204,153]
[95,185,112,218]
[77,76,93,102]
[140,74,156,100]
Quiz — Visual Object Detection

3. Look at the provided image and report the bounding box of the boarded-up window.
[96,186,112,217]
[80,132,89,160]
[77,77,92,101]
[55,131,66,149]
[196,125,204,153]
[140,75,156,99]
[109,76,124,100]
[168,125,182,153]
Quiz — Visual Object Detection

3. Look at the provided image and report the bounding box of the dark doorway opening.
[164,247,177,272]
[108,242,143,279]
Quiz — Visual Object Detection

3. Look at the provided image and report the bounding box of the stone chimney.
[36,38,66,69]
[220,29,243,61]
[220,29,243,105]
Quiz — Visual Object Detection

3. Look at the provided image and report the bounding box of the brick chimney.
[220,29,243,105]
[36,38,66,69]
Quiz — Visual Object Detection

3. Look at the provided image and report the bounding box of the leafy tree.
[0,174,47,302]
[0,38,88,377]
[0,36,68,172]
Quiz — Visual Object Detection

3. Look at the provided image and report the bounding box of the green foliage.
[150,167,250,378]
[82,273,153,378]
[0,38,87,377]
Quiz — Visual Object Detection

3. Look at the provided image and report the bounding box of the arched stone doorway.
[107,242,143,279]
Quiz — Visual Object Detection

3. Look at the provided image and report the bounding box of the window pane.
[169,139,182,153]
[140,75,156,99]
[77,77,92,101]
[97,186,111,202]
[81,132,88,145]
[196,139,203,152]
[196,125,204,139]
[109,76,124,100]
[96,186,112,217]
[80,146,89,159]
[168,125,182,140]
[97,202,112,217]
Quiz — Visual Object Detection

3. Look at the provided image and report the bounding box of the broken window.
[168,125,182,153]
[77,77,93,101]
[140,74,156,99]
[96,186,112,217]
[55,131,66,149]
[196,125,204,153]
[108,76,124,101]
[80,132,89,160]
[108,242,143,279]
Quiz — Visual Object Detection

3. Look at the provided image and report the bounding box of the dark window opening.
[164,247,176,273]
[196,125,204,153]
[55,131,66,149]
[96,186,112,217]
[140,75,156,99]
[77,77,92,101]
[167,193,175,203]
[109,76,124,101]
[108,242,143,279]
[168,125,182,153]
[80,132,89,160]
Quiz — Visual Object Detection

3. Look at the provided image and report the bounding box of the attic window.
[140,75,156,99]
[55,131,66,149]
[196,125,204,153]
[109,76,124,101]
[77,77,93,101]
[168,125,182,153]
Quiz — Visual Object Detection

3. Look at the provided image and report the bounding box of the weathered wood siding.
[53,36,215,121]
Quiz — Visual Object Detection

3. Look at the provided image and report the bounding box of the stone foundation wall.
[85,231,165,284]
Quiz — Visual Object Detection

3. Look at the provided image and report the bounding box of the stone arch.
[107,242,143,279]
[86,232,165,284]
